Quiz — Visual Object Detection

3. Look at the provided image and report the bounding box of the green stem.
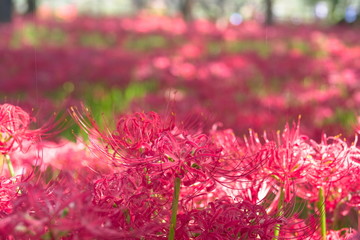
[168,177,181,240]
[273,187,284,240]
[5,154,15,177]
[318,187,326,240]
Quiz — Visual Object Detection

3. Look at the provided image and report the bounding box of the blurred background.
[0,0,360,141]
[2,0,360,25]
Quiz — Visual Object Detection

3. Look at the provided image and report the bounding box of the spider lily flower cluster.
[0,103,359,239]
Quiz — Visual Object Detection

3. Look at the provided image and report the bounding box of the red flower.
[71,108,250,191]
[0,176,20,216]
[305,135,352,189]
[0,104,32,154]
[0,103,57,155]
[176,198,281,240]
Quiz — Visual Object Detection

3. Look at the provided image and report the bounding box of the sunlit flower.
[0,104,33,154]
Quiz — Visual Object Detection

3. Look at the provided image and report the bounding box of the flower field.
[0,15,360,239]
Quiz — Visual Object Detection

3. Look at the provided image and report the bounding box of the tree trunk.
[180,0,194,22]
[329,0,340,23]
[0,0,13,23]
[133,0,147,11]
[264,0,273,25]
[25,0,36,15]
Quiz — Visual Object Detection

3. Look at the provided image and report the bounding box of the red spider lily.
[71,107,258,193]
[210,126,266,176]
[93,170,170,237]
[0,103,67,178]
[303,135,353,194]
[342,166,360,208]
[238,119,314,206]
[0,103,64,155]
[112,111,174,158]
[324,229,358,240]
[72,107,282,239]
[176,198,281,240]
[0,176,20,217]
[262,122,313,192]
[313,138,360,226]
[274,216,321,240]
[209,127,275,205]
[0,104,33,154]
[0,172,165,239]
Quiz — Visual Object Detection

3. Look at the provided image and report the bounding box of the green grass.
[10,23,67,48]
[124,34,168,52]
[79,32,116,48]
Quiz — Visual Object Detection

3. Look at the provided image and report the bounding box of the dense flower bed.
[1,15,360,239]
[0,103,359,239]
[1,16,360,139]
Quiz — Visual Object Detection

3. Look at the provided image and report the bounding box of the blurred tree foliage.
[8,0,360,25]
[305,0,360,24]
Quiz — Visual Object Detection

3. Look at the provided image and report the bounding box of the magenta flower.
[0,103,65,177]
[236,120,314,205]
[324,229,358,240]
[261,122,313,196]
[0,103,62,154]
[0,172,156,239]
[0,176,20,216]
[176,198,281,240]
[93,169,170,237]
[304,134,353,192]
[71,108,253,190]
[209,127,274,205]
[71,107,278,239]
[0,104,33,154]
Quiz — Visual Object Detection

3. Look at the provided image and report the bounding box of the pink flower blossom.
[0,176,20,216]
